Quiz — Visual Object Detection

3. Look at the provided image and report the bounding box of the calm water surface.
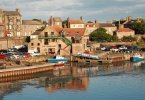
[1,61,145,100]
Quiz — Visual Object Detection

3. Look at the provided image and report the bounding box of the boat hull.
[130,56,144,62]
[48,59,68,63]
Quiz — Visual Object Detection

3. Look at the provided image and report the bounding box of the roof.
[69,19,84,24]
[22,20,43,25]
[49,25,63,33]
[85,22,98,27]
[3,11,21,16]
[63,28,85,37]
[116,28,134,32]
[53,17,62,22]
[99,23,115,27]
[31,31,41,35]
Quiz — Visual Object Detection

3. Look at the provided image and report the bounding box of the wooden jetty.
[0,63,64,78]
[72,51,145,64]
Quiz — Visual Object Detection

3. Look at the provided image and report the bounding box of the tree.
[89,28,118,42]
[121,36,136,42]
[62,20,67,27]
[129,21,145,34]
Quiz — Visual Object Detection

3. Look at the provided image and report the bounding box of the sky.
[0,0,145,22]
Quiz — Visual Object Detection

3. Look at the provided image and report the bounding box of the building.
[49,16,62,27]
[2,8,22,37]
[21,20,45,36]
[28,25,71,55]
[84,21,99,36]
[28,17,92,56]
[67,17,85,28]
[99,23,117,35]
[115,28,135,39]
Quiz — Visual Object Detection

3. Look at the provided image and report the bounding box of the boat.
[48,55,68,63]
[130,54,145,62]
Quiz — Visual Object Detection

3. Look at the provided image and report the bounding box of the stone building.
[99,23,117,35]
[2,8,22,37]
[48,16,62,27]
[21,20,45,36]
[115,28,135,39]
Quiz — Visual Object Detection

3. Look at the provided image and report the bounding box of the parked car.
[126,46,140,52]
[0,49,7,54]
[0,54,8,59]
[110,46,119,52]
[101,46,111,51]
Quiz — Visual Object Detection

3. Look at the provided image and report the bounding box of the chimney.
[50,16,53,26]
[16,8,20,13]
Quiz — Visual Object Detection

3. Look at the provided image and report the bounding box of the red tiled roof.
[49,25,63,33]
[63,28,85,37]
[69,20,84,24]
[116,28,134,32]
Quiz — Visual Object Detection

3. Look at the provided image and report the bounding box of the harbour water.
[1,61,145,100]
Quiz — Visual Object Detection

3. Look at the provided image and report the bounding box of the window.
[45,32,48,37]
[31,43,34,46]
[52,39,55,42]
[51,32,54,36]
[44,39,48,45]
[37,43,40,46]
[48,48,55,54]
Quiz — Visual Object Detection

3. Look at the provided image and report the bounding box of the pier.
[0,63,64,78]
[71,51,145,64]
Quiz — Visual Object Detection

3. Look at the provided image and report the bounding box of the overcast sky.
[0,0,145,22]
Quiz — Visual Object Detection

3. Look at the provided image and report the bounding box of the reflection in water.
[0,61,145,100]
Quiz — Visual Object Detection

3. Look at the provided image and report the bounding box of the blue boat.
[130,54,144,62]
[48,55,68,63]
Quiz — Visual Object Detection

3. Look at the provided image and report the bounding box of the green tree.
[89,28,117,42]
[121,36,136,42]
[129,21,145,34]
[62,20,67,27]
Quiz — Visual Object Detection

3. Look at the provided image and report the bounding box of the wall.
[117,31,135,39]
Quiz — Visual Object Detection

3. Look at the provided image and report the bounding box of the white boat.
[130,54,144,62]
[48,55,68,63]
[77,53,99,59]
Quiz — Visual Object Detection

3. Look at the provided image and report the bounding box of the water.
[1,61,145,100]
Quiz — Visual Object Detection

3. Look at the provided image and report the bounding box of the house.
[21,20,45,36]
[84,21,99,36]
[99,23,117,35]
[67,17,85,28]
[63,28,90,54]
[116,28,135,39]
[49,16,62,27]
[0,23,4,37]
[2,8,22,37]
[28,25,71,56]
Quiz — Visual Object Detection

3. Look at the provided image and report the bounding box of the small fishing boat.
[48,55,68,63]
[130,54,144,62]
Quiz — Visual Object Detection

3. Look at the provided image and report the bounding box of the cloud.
[0,0,145,21]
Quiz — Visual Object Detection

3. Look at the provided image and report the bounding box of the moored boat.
[130,54,144,62]
[48,55,68,63]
